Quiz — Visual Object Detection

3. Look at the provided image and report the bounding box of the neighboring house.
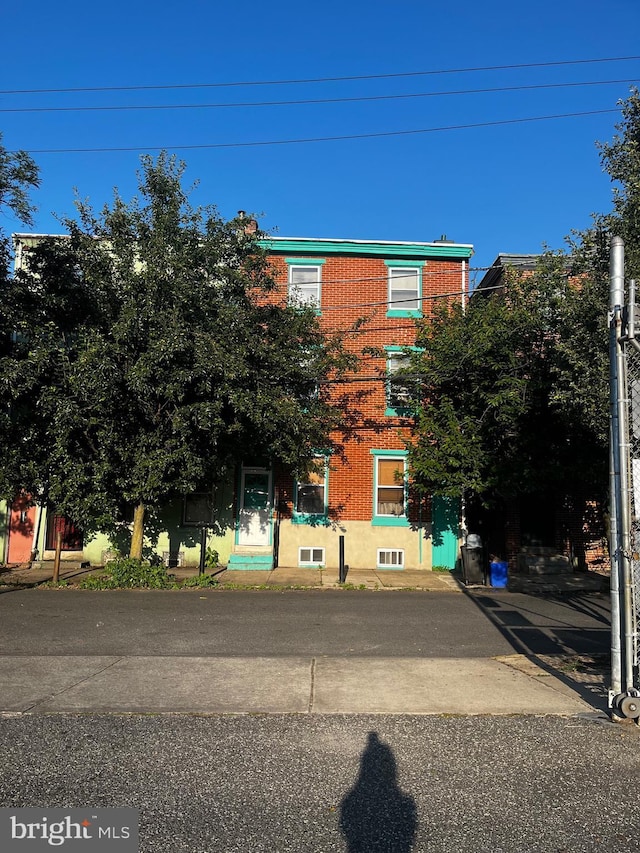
[469,254,608,573]
[6,233,474,572]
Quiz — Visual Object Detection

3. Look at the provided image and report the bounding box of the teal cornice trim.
[370,449,408,457]
[384,259,425,268]
[285,257,326,265]
[259,238,473,259]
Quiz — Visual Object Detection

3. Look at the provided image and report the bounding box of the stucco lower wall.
[277,520,437,570]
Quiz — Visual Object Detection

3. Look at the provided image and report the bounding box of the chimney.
[237,210,258,235]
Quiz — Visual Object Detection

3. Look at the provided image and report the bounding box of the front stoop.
[517,547,571,576]
[227,552,273,571]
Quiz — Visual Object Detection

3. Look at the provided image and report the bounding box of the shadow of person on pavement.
[339,731,417,852]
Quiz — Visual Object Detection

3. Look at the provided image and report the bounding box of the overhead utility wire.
[20,107,621,154]
[3,78,637,114]
[3,55,639,95]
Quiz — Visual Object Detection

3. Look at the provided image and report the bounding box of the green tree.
[0,135,41,506]
[5,154,350,558]
[408,88,640,509]
[407,254,601,505]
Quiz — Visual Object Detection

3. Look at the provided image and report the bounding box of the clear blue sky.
[1,0,639,284]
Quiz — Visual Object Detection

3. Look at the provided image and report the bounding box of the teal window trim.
[385,346,419,417]
[386,264,422,319]
[292,457,329,526]
[387,309,422,318]
[285,257,326,265]
[370,450,409,526]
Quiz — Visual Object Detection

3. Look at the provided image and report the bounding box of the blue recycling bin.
[490,560,508,588]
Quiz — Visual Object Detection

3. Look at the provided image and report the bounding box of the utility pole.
[609,236,640,721]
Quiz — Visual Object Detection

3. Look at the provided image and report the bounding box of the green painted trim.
[285,257,326,265]
[371,516,410,527]
[386,309,422,318]
[259,238,473,259]
[385,345,420,353]
[384,260,425,268]
[291,513,330,526]
[385,406,412,417]
[369,449,408,457]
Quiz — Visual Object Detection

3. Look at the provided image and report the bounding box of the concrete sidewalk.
[0,562,607,593]
[0,654,601,717]
[1,563,463,591]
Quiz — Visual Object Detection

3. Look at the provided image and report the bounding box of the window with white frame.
[375,456,407,518]
[377,549,404,568]
[289,264,321,308]
[299,546,325,566]
[386,352,413,413]
[388,266,420,313]
[295,458,327,517]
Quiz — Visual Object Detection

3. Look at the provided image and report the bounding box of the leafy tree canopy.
[1,154,351,556]
[408,88,640,506]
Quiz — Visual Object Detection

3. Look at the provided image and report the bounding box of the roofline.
[259,236,474,259]
[13,232,475,261]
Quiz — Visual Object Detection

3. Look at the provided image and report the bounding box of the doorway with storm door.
[232,467,274,570]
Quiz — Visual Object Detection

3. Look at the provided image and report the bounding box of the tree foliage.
[409,88,640,506]
[0,154,351,556]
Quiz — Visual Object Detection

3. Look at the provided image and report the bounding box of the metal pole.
[610,237,624,701]
[199,527,207,576]
[339,535,345,584]
[616,308,635,693]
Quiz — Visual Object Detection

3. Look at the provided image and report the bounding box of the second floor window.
[295,457,328,520]
[387,266,421,315]
[289,264,321,308]
[386,353,413,414]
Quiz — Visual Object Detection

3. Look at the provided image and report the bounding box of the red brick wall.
[267,253,465,522]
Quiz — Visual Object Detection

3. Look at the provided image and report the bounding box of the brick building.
[4,233,474,572]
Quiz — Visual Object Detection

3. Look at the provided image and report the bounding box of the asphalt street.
[0,588,611,658]
[1,713,638,853]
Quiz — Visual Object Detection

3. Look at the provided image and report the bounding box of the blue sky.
[1,0,639,284]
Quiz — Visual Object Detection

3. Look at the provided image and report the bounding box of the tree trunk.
[129,502,145,560]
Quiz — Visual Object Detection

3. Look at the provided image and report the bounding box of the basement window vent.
[163,550,185,568]
[102,550,119,564]
[377,549,404,569]
[299,547,325,567]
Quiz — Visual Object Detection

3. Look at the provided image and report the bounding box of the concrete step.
[30,560,90,570]
[227,553,273,571]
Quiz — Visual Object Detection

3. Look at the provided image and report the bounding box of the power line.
[3,55,639,95]
[18,107,621,154]
[2,78,637,114]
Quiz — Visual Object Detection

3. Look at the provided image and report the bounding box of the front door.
[237,468,272,547]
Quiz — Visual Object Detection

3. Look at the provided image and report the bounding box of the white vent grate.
[163,550,185,568]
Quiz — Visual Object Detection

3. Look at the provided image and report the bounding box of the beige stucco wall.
[277,519,433,571]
